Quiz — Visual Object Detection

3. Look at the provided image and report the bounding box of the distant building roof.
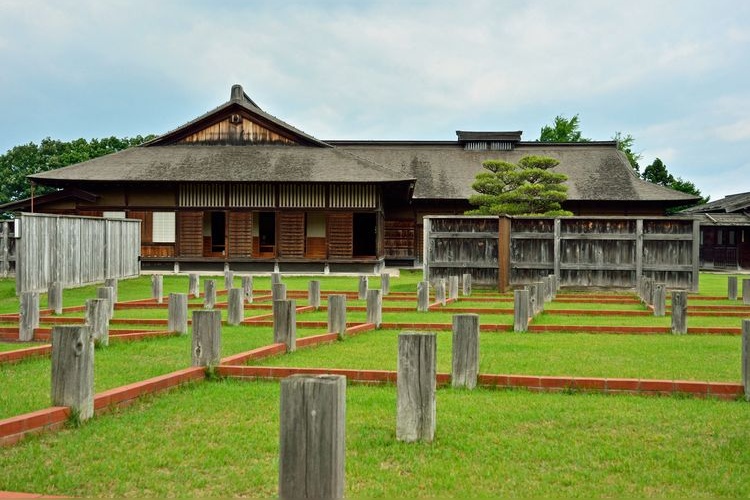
[679,191,750,214]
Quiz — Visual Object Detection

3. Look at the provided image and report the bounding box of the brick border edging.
[216,365,744,400]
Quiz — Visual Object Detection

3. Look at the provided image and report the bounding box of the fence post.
[227,288,244,326]
[417,281,429,312]
[534,281,545,313]
[514,289,529,332]
[86,298,110,347]
[271,272,282,286]
[242,275,253,304]
[671,290,688,334]
[397,332,436,443]
[151,274,163,304]
[189,273,200,298]
[308,280,321,310]
[0,221,8,278]
[96,286,115,320]
[273,282,287,301]
[366,289,382,328]
[279,374,346,500]
[452,314,479,389]
[274,299,297,352]
[168,293,189,335]
[19,291,40,341]
[742,319,749,401]
[48,281,63,315]
[51,325,94,421]
[653,283,666,317]
[358,275,368,301]
[204,279,216,309]
[743,279,750,306]
[462,273,472,297]
[380,273,390,296]
[104,278,118,304]
[435,279,446,306]
[224,270,234,290]
[645,278,654,306]
[448,276,459,300]
[328,295,347,340]
[728,276,738,301]
[526,284,537,318]
[191,310,221,367]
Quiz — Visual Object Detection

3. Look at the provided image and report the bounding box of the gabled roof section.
[0,187,98,212]
[679,191,750,214]
[143,84,330,148]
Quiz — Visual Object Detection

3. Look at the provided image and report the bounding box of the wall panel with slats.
[178,211,203,257]
[277,212,305,258]
[327,213,353,258]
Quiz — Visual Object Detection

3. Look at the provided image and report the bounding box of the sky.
[1,0,749,201]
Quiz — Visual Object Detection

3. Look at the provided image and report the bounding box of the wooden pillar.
[514,289,529,332]
[227,288,244,326]
[308,280,321,310]
[188,273,200,298]
[151,274,163,304]
[51,325,94,421]
[48,281,63,315]
[19,291,40,341]
[742,319,749,402]
[242,275,253,304]
[452,314,479,389]
[86,298,110,347]
[728,276,738,301]
[224,270,234,290]
[96,286,114,320]
[435,279,446,306]
[167,293,188,335]
[274,299,297,352]
[397,332,436,443]
[671,290,688,335]
[743,279,750,306]
[380,273,390,296]
[273,282,287,301]
[653,283,666,317]
[191,310,221,367]
[279,374,346,500]
[417,281,429,312]
[462,273,472,297]
[448,276,459,300]
[271,272,282,285]
[0,221,8,278]
[204,279,216,309]
[327,295,347,340]
[104,278,118,304]
[358,275,368,301]
[366,289,382,328]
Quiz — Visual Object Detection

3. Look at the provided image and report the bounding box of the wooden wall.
[384,219,415,259]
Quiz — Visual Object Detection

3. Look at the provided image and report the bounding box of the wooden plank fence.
[424,215,699,291]
[15,213,140,294]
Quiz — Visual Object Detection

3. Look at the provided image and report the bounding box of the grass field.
[0,270,749,497]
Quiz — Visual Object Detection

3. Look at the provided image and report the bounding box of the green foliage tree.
[467,155,573,216]
[0,135,155,205]
[642,157,709,213]
[611,131,642,173]
[642,157,673,186]
[539,114,590,143]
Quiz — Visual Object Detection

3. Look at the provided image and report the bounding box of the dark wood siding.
[327,213,352,258]
[227,211,253,258]
[127,211,153,243]
[278,212,305,258]
[178,211,203,257]
[384,219,415,259]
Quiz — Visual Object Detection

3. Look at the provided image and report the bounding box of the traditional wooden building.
[6,85,698,271]
[679,192,750,269]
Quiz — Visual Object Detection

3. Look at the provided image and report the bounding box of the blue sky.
[1,0,748,201]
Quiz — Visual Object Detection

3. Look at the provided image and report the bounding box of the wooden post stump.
[417,281,429,312]
[671,290,688,334]
[191,310,221,367]
[51,325,94,421]
[188,273,200,298]
[271,272,282,285]
[462,273,472,297]
[151,274,163,304]
[96,286,114,320]
[380,272,390,296]
[366,289,382,328]
[728,276,738,301]
[548,274,557,299]
[273,282,287,301]
[86,298,110,347]
[48,281,63,315]
[743,279,750,305]
[328,295,347,340]
[534,281,545,313]
[19,291,40,341]
[224,270,234,290]
[104,278,118,304]
[358,275,368,301]
[449,276,459,300]
[279,374,346,500]
[227,288,244,326]
[514,289,529,332]
[435,279,446,306]
[397,332,436,443]
[204,279,216,309]
[168,293,188,335]
[242,275,254,304]
[274,299,297,352]
[645,278,654,306]
[742,319,750,401]
[653,283,666,317]
[308,280,321,310]
[452,314,479,389]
